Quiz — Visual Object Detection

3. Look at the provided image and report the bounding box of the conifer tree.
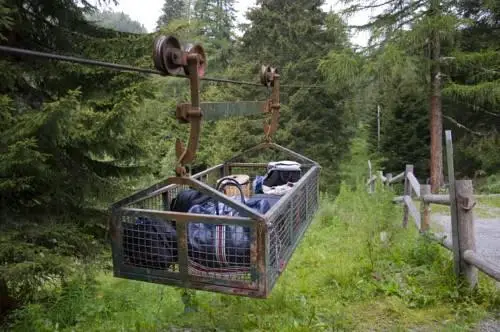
[156,0,187,29]
[192,0,236,69]
[0,0,155,304]
[236,0,356,191]
[340,0,460,192]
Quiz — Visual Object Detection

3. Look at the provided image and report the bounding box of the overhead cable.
[0,45,326,89]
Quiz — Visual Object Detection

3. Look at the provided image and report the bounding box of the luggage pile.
[122,161,303,277]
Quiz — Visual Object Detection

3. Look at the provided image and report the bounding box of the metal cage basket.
[109,143,320,298]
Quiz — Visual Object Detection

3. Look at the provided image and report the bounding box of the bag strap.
[215,177,245,215]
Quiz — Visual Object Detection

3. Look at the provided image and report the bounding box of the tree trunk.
[429,0,444,193]
[0,278,17,318]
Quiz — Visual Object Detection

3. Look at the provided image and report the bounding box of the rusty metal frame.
[225,142,318,166]
[111,163,224,210]
[110,150,320,298]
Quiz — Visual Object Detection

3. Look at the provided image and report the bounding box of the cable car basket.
[109,143,320,298]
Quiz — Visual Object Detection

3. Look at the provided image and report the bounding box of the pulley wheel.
[184,43,207,78]
[153,35,184,76]
[260,65,278,87]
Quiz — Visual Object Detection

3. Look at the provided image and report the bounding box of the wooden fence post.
[420,184,431,232]
[456,180,478,288]
[446,130,461,280]
[402,164,414,228]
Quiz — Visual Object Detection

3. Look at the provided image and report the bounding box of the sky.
[93,0,374,47]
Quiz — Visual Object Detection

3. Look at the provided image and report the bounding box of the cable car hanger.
[152,36,282,178]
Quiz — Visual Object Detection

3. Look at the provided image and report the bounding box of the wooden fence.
[367,130,500,287]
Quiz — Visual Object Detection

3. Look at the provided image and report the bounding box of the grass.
[6,184,500,332]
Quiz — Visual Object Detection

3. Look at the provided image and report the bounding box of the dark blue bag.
[186,178,270,270]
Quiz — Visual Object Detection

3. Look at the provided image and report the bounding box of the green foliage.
[0,88,151,213]
[191,0,237,70]
[7,184,499,331]
[0,0,13,40]
[0,0,159,310]
[156,0,188,29]
[438,3,500,180]
[3,0,500,328]
[477,174,500,194]
[0,217,106,303]
[86,10,147,33]
[444,81,500,110]
[235,1,356,193]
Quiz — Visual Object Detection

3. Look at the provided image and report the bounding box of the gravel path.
[431,210,500,264]
[431,210,500,332]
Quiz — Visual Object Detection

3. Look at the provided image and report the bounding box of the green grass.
[6,185,500,332]
[476,196,500,208]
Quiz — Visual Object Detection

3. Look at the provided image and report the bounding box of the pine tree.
[192,0,236,70]
[341,0,459,192]
[236,1,356,191]
[193,0,235,38]
[156,0,187,29]
[0,0,156,304]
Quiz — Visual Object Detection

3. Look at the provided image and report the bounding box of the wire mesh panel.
[266,166,320,290]
[110,144,320,298]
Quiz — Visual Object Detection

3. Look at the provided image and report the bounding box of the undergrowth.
[6,184,499,331]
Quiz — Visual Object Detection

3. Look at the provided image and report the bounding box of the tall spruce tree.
[192,0,236,69]
[193,0,235,38]
[0,0,156,305]
[156,0,187,29]
[341,0,459,192]
[237,1,356,191]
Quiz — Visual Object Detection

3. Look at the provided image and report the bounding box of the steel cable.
[0,45,326,89]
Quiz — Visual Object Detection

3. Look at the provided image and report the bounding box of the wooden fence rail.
[367,130,500,288]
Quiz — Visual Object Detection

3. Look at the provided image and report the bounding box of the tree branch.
[443,115,485,136]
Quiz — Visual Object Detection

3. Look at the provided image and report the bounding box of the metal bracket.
[261,66,280,142]
[458,195,476,211]
[153,35,208,177]
[153,35,207,78]
[174,54,205,177]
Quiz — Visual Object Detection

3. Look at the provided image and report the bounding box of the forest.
[0,0,499,330]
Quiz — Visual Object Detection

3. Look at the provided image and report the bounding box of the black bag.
[170,189,213,213]
[263,170,301,187]
[122,216,178,269]
[263,161,302,188]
